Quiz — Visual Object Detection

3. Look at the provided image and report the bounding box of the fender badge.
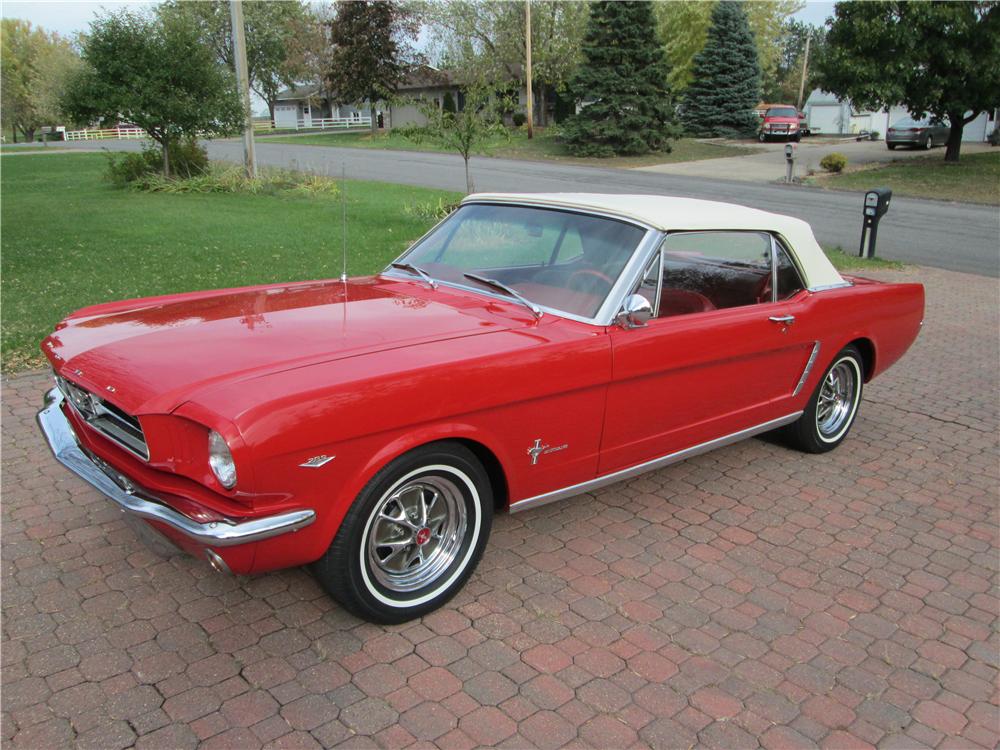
[527,439,568,465]
[300,454,335,468]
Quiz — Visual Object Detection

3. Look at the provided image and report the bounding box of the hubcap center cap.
[415,527,431,546]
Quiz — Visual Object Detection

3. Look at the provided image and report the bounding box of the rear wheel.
[887,143,897,150]
[312,442,493,623]
[783,345,864,454]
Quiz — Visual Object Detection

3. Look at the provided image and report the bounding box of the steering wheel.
[567,269,614,294]
[755,272,773,304]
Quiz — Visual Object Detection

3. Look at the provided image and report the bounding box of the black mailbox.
[859,186,892,258]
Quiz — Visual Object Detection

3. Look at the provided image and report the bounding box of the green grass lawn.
[823,247,905,272]
[813,151,1000,205]
[260,128,760,168]
[0,153,459,372]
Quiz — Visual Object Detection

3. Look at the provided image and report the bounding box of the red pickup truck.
[759,105,803,142]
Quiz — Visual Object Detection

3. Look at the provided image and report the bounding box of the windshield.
[891,117,929,128]
[394,203,647,319]
[767,107,798,118]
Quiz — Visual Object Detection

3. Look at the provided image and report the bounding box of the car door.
[599,231,817,474]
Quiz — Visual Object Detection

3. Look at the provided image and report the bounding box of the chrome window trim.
[385,201,662,328]
[807,281,854,293]
[510,411,803,513]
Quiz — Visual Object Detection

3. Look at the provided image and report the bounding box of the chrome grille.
[55,375,149,460]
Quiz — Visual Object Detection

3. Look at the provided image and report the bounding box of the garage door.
[809,105,842,135]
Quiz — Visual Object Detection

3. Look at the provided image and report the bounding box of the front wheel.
[312,442,493,623]
[924,135,934,150]
[783,345,864,454]
[887,143,897,150]
[758,132,767,143]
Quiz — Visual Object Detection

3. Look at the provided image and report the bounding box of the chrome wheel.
[366,476,467,593]
[925,136,933,150]
[816,360,858,440]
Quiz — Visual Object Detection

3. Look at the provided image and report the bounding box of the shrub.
[511,112,527,127]
[169,139,209,178]
[105,140,209,185]
[127,163,340,197]
[403,197,460,221]
[820,152,848,173]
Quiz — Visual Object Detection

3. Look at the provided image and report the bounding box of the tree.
[561,1,680,157]
[765,20,826,105]
[419,1,589,126]
[158,0,312,121]
[655,1,802,95]
[1,20,80,142]
[326,1,419,135]
[62,10,242,176]
[681,1,762,137]
[817,1,1000,162]
[397,86,509,193]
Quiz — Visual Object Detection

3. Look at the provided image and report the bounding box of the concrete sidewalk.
[2,266,998,749]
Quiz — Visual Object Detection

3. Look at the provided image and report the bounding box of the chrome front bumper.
[37,388,315,547]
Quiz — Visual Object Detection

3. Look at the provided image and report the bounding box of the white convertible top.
[463,192,845,290]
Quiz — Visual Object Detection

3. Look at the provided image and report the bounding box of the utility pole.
[230,0,257,178]
[796,32,812,111]
[525,0,533,139]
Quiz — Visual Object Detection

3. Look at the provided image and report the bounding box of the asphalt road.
[61,138,999,277]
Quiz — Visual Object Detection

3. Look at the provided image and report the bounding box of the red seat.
[659,288,716,317]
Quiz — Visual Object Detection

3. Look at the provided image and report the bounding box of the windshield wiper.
[390,262,437,289]
[463,273,543,320]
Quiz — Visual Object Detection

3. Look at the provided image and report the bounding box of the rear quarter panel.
[792,278,924,402]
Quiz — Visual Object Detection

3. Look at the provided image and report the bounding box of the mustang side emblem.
[300,454,335,468]
[527,439,568,465]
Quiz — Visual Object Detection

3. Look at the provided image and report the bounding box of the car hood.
[43,277,509,415]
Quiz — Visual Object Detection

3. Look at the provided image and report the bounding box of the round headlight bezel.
[208,430,237,489]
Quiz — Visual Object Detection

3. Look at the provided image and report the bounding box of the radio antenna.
[340,163,348,282]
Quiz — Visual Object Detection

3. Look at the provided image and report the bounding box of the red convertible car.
[38,194,924,622]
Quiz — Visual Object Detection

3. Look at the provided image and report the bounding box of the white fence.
[255,116,372,132]
[62,117,372,141]
[64,126,147,141]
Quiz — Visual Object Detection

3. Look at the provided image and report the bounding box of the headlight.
[208,430,237,489]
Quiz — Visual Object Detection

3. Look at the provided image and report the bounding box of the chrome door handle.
[768,315,795,325]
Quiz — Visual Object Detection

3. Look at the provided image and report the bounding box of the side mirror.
[618,294,652,329]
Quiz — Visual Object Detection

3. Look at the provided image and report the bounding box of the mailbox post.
[784,143,795,183]
[859,187,892,258]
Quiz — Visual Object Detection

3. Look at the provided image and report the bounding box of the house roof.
[398,64,455,91]
[461,193,844,289]
[275,85,321,102]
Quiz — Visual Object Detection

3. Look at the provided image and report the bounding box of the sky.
[2,0,840,41]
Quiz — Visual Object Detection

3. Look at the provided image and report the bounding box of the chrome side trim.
[509,411,803,513]
[38,389,315,547]
[793,342,822,397]
[807,281,854,293]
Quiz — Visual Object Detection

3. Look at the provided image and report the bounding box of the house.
[804,89,998,141]
[272,65,463,130]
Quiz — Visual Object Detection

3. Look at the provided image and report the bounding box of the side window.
[775,241,805,300]
[658,231,772,314]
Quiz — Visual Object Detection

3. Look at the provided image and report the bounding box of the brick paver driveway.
[3,267,997,750]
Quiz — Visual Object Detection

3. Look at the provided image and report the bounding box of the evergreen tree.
[681,1,761,137]
[562,1,680,157]
[326,0,418,135]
